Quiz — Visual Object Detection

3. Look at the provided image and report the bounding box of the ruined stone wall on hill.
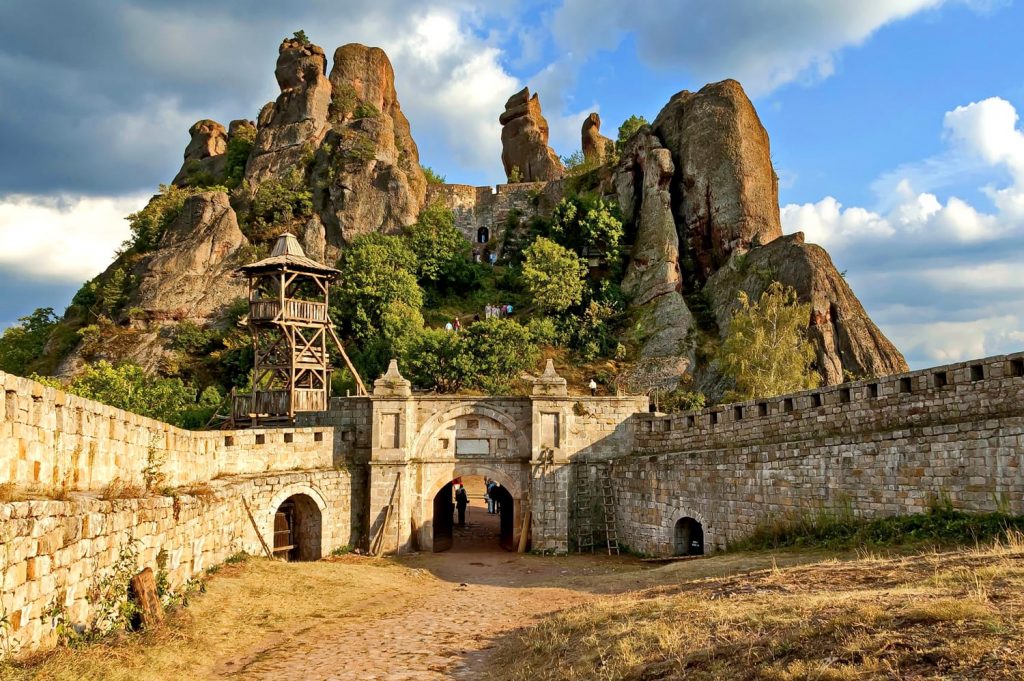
[424,181,564,256]
[613,351,1024,555]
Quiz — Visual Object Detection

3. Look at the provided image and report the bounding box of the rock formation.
[245,37,332,185]
[134,191,248,322]
[499,88,563,182]
[309,43,426,244]
[704,233,908,384]
[652,80,782,281]
[612,79,907,392]
[172,119,228,186]
[581,113,614,166]
[614,128,694,390]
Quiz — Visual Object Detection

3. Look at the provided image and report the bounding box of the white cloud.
[550,0,975,96]
[781,96,1024,367]
[0,194,147,282]
[783,97,1024,248]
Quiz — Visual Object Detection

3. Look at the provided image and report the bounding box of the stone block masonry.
[0,370,334,492]
[0,469,358,653]
[615,352,1024,555]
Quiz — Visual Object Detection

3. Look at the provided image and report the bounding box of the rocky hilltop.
[46,35,906,395]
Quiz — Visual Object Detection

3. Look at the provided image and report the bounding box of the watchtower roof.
[236,233,340,278]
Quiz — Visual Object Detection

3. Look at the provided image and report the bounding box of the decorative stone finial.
[532,359,568,397]
[374,359,412,397]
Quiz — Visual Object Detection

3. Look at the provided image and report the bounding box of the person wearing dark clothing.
[455,486,469,526]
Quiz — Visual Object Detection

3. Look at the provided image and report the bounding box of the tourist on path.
[590,378,598,396]
[445,321,453,332]
[455,486,469,526]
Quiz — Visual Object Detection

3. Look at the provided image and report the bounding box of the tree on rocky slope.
[522,237,587,313]
[717,282,820,401]
[0,308,59,375]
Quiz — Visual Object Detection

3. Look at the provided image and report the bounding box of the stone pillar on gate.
[530,360,573,552]
[368,360,415,554]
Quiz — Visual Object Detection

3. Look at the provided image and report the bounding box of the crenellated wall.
[4,349,1024,654]
[613,352,1024,555]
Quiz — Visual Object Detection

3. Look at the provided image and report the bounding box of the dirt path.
[229,550,632,681]
[230,500,642,680]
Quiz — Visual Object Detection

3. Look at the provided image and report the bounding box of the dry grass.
[0,482,20,503]
[488,532,1024,680]
[1,555,436,681]
[99,478,145,501]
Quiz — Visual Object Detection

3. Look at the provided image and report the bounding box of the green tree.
[403,327,473,393]
[0,307,59,375]
[404,202,471,286]
[522,237,587,313]
[292,30,310,45]
[549,197,625,264]
[126,184,223,252]
[56,361,199,425]
[717,282,821,401]
[224,124,256,187]
[331,233,423,342]
[245,169,313,241]
[616,114,649,152]
[421,166,446,184]
[462,318,538,393]
[403,318,537,394]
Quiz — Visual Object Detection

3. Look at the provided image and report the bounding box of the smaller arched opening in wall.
[477,226,490,244]
[273,494,323,561]
[673,517,705,556]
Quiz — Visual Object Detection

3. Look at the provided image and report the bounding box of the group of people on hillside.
[484,303,512,319]
[444,317,463,333]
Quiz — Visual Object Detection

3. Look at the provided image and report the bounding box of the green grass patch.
[731,500,1024,552]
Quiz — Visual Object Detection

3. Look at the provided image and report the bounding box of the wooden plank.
[242,496,274,559]
[517,510,532,553]
[130,567,164,629]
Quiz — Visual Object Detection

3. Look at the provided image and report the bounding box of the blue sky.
[1,0,1022,369]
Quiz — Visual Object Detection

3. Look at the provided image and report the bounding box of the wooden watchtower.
[232,233,366,426]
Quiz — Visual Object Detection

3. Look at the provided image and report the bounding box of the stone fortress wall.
[0,370,361,654]
[2,351,1024,654]
[614,351,1024,555]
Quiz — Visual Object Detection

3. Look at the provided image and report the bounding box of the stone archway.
[663,505,712,556]
[419,463,526,552]
[263,483,329,560]
[410,403,531,462]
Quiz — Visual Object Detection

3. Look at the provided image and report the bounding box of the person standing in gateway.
[455,485,469,527]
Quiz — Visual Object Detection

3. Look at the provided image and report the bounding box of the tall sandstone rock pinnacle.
[581,113,614,166]
[310,42,426,245]
[245,37,332,184]
[614,79,907,391]
[499,87,563,182]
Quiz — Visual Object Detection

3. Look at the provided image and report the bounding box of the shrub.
[353,101,379,119]
[616,114,649,152]
[53,361,211,428]
[421,165,446,184]
[224,124,256,187]
[717,281,821,401]
[521,237,587,313]
[292,30,310,45]
[245,169,313,241]
[126,184,222,252]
